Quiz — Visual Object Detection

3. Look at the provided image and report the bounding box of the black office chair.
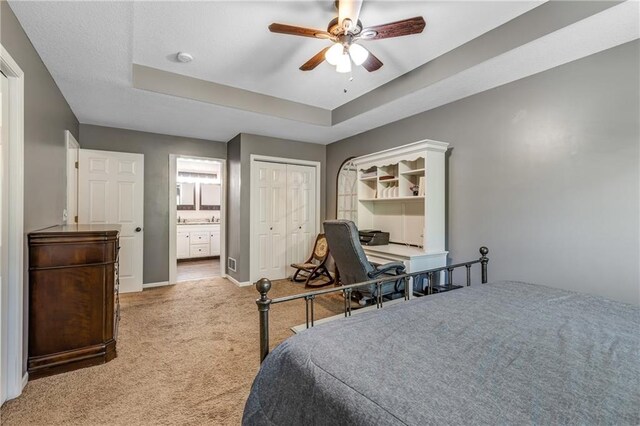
[323,220,406,305]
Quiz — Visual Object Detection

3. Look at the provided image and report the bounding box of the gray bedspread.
[243,281,640,425]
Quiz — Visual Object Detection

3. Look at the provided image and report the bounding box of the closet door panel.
[269,166,287,279]
[287,165,317,271]
[253,162,287,280]
[254,163,270,278]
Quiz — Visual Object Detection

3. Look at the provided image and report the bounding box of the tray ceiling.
[7,1,638,144]
[131,1,540,109]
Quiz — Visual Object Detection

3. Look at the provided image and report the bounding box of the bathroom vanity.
[177,222,221,259]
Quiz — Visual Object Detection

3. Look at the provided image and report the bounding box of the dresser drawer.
[190,244,210,257]
[190,232,209,244]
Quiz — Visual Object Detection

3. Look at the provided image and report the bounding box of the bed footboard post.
[256,278,273,363]
[480,246,489,284]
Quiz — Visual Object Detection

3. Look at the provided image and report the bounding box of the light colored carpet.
[1,277,344,425]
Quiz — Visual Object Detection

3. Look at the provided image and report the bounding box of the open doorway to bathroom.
[171,156,225,283]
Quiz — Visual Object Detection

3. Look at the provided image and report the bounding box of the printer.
[359,230,390,246]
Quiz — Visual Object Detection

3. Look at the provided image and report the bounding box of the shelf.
[359,196,424,202]
[400,168,425,176]
[378,177,399,183]
[359,176,377,182]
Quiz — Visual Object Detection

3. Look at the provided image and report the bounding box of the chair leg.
[320,265,334,285]
[291,269,309,283]
[303,267,316,287]
[304,266,333,288]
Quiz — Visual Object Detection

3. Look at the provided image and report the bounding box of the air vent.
[228,257,237,272]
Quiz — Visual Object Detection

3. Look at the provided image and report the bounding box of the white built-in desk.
[363,244,447,296]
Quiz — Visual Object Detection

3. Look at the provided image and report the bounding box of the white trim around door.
[168,155,227,286]
[249,155,322,284]
[0,43,26,403]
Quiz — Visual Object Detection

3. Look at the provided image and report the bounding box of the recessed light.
[176,52,193,63]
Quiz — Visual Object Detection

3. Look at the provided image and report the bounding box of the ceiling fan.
[268,0,426,73]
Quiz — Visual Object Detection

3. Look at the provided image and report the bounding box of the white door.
[66,131,80,224]
[79,149,144,293]
[0,71,9,404]
[287,165,316,273]
[177,231,190,259]
[253,161,287,280]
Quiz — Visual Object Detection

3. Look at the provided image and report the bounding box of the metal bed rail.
[255,246,489,363]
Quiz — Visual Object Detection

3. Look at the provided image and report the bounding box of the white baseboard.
[22,372,28,389]
[226,275,252,287]
[143,281,170,289]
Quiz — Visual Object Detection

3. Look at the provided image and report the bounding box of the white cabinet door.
[210,228,220,256]
[177,231,190,259]
[253,161,288,280]
[78,149,144,293]
[287,165,316,272]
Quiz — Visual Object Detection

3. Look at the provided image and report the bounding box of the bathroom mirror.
[200,183,221,210]
[177,182,196,210]
[336,157,358,225]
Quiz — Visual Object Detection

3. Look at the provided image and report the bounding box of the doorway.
[1,68,9,405]
[65,131,79,224]
[0,44,25,403]
[169,156,226,283]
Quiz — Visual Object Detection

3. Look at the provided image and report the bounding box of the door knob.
[135,227,142,232]
[270,227,273,230]
[299,226,302,229]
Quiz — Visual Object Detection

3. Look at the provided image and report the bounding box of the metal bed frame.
[255,246,489,363]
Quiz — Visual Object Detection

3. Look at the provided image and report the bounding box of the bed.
[243,280,640,425]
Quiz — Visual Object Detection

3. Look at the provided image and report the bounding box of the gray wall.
[2,1,80,372]
[79,124,226,284]
[226,133,326,282]
[327,41,639,305]
[226,135,241,278]
[1,2,79,231]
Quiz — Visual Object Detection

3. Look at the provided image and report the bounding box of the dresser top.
[30,224,121,235]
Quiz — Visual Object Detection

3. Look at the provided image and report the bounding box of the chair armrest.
[367,261,406,278]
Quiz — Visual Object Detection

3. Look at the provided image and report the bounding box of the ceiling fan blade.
[300,47,331,71]
[338,0,363,31]
[359,16,425,40]
[269,23,332,39]
[362,50,383,72]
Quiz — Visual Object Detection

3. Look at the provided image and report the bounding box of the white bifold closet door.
[253,161,316,281]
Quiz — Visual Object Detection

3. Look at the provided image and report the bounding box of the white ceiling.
[7,1,639,144]
[132,1,540,109]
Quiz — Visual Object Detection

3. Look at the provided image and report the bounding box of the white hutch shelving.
[352,140,449,292]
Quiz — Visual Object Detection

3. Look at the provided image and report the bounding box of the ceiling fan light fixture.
[349,43,369,66]
[325,43,344,66]
[336,53,352,73]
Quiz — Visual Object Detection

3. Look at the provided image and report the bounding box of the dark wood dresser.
[28,225,121,379]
